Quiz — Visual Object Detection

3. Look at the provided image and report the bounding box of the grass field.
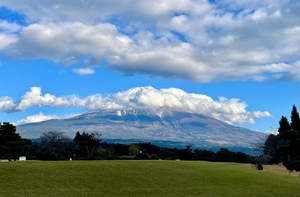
[0,160,299,197]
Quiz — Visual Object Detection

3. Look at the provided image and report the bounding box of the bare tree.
[38,131,70,160]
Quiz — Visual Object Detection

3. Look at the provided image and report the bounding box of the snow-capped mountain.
[17,110,266,150]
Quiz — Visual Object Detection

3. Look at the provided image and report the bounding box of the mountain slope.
[17,110,266,150]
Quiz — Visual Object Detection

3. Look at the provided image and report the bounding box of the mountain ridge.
[17,110,266,150]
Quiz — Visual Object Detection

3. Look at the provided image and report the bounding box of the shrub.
[256,164,263,170]
[84,156,102,160]
[135,153,149,160]
[149,154,160,160]
[103,155,120,160]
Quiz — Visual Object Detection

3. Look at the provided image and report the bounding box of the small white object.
[19,156,26,161]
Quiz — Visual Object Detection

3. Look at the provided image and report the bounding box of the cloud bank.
[0,0,299,82]
[0,86,271,124]
[17,112,58,125]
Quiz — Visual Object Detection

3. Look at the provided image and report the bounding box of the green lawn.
[0,160,299,197]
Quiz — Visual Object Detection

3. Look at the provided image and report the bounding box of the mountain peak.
[17,110,266,152]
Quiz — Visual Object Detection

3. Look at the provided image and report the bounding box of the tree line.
[0,122,253,163]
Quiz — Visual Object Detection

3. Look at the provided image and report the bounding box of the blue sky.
[0,0,299,135]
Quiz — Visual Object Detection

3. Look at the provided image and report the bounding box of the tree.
[263,134,284,164]
[177,145,193,160]
[128,144,140,156]
[137,142,160,155]
[0,122,29,160]
[290,104,300,133]
[215,148,233,162]
[278,116,291,134]
[37,131,71,160]
[73,131,101,157]
[193,149,215,161]
[114,143,129,155]
[278,105,300,172]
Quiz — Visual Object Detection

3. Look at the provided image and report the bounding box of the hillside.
[17,110,266,151]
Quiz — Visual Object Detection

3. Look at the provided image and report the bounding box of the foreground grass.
[0,160,299,197]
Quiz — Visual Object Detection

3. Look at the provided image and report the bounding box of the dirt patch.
[246,164,299,176]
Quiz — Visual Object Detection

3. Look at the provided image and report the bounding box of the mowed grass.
[0,160,299,197]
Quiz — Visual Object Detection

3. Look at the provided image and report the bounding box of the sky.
[0,0,299,135]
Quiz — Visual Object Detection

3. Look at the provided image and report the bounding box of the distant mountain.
[17,110,266,151]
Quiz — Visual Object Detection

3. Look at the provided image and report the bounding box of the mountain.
[17,110,266,151]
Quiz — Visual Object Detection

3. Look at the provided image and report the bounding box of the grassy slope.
[0,160,299,197]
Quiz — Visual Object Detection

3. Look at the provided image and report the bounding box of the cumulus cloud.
[16,112,81,125]
[0,86,271,124]
[0,0,299,82]
[17,112,58,125]
[10,87,82,112]
[0,96,17,112]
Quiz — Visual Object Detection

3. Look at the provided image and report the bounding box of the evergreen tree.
[278,116,291,134]
[0,122,28,160]
[290,104,300,133]
[278,105,300,172]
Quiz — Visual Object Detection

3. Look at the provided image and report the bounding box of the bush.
[149,154,160,160]
[256,164,263,170]
[135,153,149,160]
[84,156,102,160]
[103,155,120,160]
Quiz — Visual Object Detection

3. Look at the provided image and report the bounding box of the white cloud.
[290,61,300,81]
[16,112,81,125]
[1,86,271,124]
[0,33,17,50]
[5,22,132,64]
[14,87,82,111]
[265,129,279,135]
[72,68,95,75]
[0,20,21,33]
[0,0,299,82]
[0,96,17,112]
[17,112,58,125]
